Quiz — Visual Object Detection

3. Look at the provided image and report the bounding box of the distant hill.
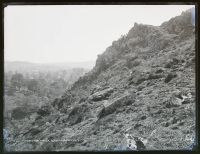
[4,61,95,73]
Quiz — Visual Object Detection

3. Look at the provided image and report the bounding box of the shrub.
[11,107,28,120]
[148,74,164,80]
[164,73,177,83]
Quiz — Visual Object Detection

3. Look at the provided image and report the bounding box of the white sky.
[4,5,194,63]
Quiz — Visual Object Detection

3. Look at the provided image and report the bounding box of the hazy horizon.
[5,60,95,65]
[4,5,194,63]
[4,60,96,72]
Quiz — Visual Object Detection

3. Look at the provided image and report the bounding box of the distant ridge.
[4,61,95,73]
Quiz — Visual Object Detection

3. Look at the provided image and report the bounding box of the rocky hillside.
[4,8,196,151]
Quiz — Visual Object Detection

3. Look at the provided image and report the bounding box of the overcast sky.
[4,5,194,63]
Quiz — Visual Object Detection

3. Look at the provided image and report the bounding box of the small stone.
[141,115,147,120]
[155,69,164,74]
[171,117,178,124]
[164,122,170,127]
[93,131,97,135]
[178,121,185,126]
[182,98,191,104]
[171,126,179,130]
[134,123,143,129]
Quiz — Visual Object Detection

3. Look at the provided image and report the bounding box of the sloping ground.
[4,8,196,151]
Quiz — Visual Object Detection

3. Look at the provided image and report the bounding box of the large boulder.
[67,104,90,126]
[89,88,114,102]
[97,94,135,119]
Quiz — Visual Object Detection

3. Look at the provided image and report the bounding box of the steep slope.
[5,8,196,151]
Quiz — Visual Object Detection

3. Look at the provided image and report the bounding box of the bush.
[6,87,16,96]
[126,59,141,69]
[37,105,53,117]
[11,107,29,120]
[164,73,177,83]
[148,74,164,80]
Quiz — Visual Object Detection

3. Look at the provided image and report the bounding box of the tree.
[10,73,24,90]
[6,86,16,96]
[4,73,11,88]
[37,78,48,97]
[27,79,39,93]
